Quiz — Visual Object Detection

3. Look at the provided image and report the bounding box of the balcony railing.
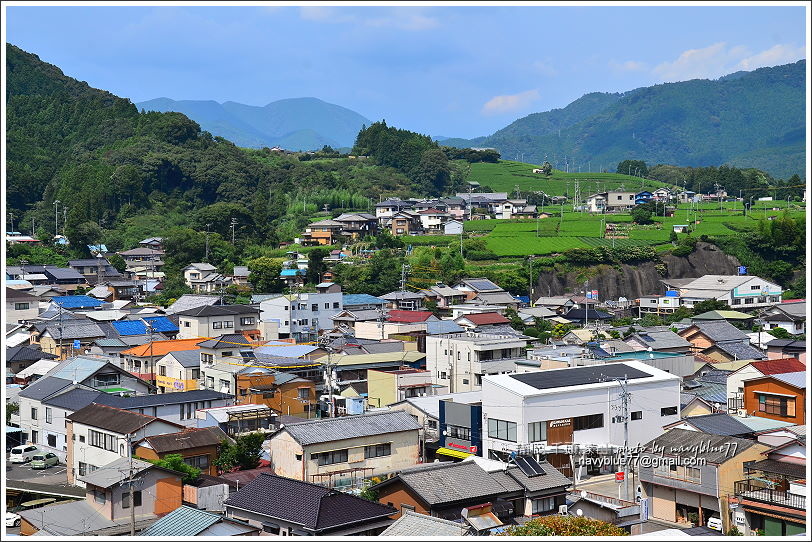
[734,479,806,510]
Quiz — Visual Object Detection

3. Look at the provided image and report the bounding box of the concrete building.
[268,410,421,488]
[480,361,682,476]
[175,304,262,340]
[661,275,783,310]
[366,368,447,408]
[258,283,343,341]
[6,287,41,324]
[426,332,531,393]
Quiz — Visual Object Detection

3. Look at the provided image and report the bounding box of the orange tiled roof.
[121,338,203,358]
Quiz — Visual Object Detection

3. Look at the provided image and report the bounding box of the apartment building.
[258,283,343,341]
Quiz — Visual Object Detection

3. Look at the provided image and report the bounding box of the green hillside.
[446,61,805,180]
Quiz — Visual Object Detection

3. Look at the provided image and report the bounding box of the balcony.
[734,479,806,510]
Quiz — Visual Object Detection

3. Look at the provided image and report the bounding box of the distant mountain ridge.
[136,96,371,150]
[444,61,805,179]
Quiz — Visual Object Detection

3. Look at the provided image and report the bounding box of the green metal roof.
[139,505,220,536]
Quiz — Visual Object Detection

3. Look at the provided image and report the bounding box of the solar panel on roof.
[467,279,499,291]
[510,364,651,390]
[515,456,546,478]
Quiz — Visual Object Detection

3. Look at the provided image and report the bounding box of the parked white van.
[9,444,39,463]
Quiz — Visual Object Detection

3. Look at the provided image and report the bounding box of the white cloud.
[531,59,557,77]
[737,44,806,70]
[653,42,806,82]
[481,89,540,116]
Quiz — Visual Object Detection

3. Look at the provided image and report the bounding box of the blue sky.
[5,3,808,138]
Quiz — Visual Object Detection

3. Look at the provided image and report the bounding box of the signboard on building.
[738,266,748,275]
[615,472,625,483]
[641,497,649,521]
[73,340,81,349]
[665,290,679,297]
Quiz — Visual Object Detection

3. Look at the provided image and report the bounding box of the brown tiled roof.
[139,427,228,453]
[67,403,182,434]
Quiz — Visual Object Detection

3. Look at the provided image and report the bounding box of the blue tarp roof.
[51,295,105,308]
[255,342,318,359]
[280,269,306,277]
[111,316,178,336]
[342,293,385,306]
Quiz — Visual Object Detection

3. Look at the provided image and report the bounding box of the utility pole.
[612,375,631,501]
[204,223,212,262]
[127,432,135,535]
[400,263,410,292]
[63,206,68,236]
[230,218,238,245]
[528,256,536,305]
[53,200,60,238]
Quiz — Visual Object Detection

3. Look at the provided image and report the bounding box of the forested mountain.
[136,96,371,150]
[446,61,806,179]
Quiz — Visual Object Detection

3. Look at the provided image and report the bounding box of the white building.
[426,332,530,393]
[259,283,343,341]
[480,361,681,461]
[661,275,782,310]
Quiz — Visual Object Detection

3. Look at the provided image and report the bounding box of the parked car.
[9,444,38,463]
[29,452,59,469]
[707,517,723,531]
[6,511,21,528]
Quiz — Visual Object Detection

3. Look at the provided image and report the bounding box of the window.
[206,376,214,388]
[528,421,547,442]
[365,443,392,458]
[311,304,318,312]
[732,298,741,305]
[573,414,604,431]
[298,387,309,400]
[220,379,231,393]
[462,378,469,385]
[660,406,678,416]
[751,285,761,290]
[201,353,214,364]
[333,302,340,309]
[184,321,190,327]
[14,302,30,311]
[89,430,117,451]
[184,455,210,470]
[262,524,281,535]
[47,434,57,447]
[631,411,643,420]
[241,317,255,325]
[191,368,200,379]
[745,298,754,304]
[94,373,120,386]
[224,321,233,328]
[759,394,795,417]
[94,489,106,504]
[428,420,438,430]
[79,435,85,443]
[221,351,233,358]
[212,321,223,329]
[488,418,517,442]
[684,467,701,483]
[447,425,471,440]
[31,430,38,444]
[122,491,142,508]
[79,462,87,476]
[31,407,38,420]
[440,371,447,380]
[532,497,555,514]
[312,449,348,465]
[159,366,167,377]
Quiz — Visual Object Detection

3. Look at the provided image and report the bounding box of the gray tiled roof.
[165,349,202,368]
[381,510,471,536]
[642,428,756,464]
[224,473,395,532]
[42,387,102,411]
[18,499,119,535]
[42,320,106,340]
[18,376,73,400]
[96,389,231,409]
[680,413,753,436]
[688,321,749,342]
[505,462,572,492]
[710,340,765,360]
[627,330,691,350]
[280,410,421,446]
[164,294,221,315]
[78,457,156,488]
[387,461,518,505]
[771,371,806,389]
[195,334,252,349]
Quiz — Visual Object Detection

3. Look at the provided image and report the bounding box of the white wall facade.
[259,292,342,339]
[427,334,528,393]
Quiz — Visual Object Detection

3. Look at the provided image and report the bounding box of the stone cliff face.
[534,242,741,299]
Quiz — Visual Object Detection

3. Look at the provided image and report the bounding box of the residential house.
[639,429,770,532]
[68,258,123,284]
[585,191,637,213]
[531,296,575,314]
[379,290,426,311]
[624,330,692,354]
[182,263,231,293]
[417,208,450,233]
[454,311,511,331]
[380,509,473,536]
[164,294,223,315]
[95,389,234,428]
[301,219,344,246]
[155,350,203,393]
[421,282,468,310]
[740,372,805,425]
[5,345,57,376]
[366,368,447,408]
[268,410,421,487]
[444,220,464,235]
[426,332,531,393]
[7,264,87,290]
[333,212,379,239]
[372,457,571,523]
[691,309,755,326]
[6,287,41,324]
[139,237,164,250]
[343,293,386,312]
[678,321,766,361]
[663,412,755,438]
[66,403,185,486]
[330,308,383,331]
[18,457,184,536]
[760,300,806,336]
[235,368,316,417]
[259,283,343,341]
[121,337,204,382]
[726,358,804,414]
[732,436,806,536]
[375,197,414,220]
[134,426,229,476]
[635,294,683,316]
[322,351,426,397]
[386,210,423,235]
[561,307,614,325]
[175,304,262,340]
[480,362,682,476]
[764,339,806,364]
[635,191,654,205]
[224,473,396,535]
[139,505,261,536]
[48,355,154,394]
[661,275,783,310]
[453,278,519,310]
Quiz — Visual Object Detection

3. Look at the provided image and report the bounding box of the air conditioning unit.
[737,409,749,418]
[558,505,569,516]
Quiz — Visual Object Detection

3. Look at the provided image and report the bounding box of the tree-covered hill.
[446,61,805,179]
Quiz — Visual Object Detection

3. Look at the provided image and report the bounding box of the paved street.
[6,461,69,487]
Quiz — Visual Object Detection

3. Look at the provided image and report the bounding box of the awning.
[436,447,472,459]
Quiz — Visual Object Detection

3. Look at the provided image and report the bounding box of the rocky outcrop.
[534,242,741,299]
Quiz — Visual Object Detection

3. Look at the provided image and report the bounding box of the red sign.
[615,472,625,482]
[470,446,478,454]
